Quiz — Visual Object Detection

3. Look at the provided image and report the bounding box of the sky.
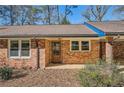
[0,5,123,25]
[59,5,121,24]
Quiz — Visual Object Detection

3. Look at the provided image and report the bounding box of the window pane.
[81,41,89,50]
[52,42,61,55]
[21,40,30,56]
[10,40,19,56]
[71,41,79,50]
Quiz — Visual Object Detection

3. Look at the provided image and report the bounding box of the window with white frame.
[10,40,19,57]
[9,40,30,58]
[21,40,30,57]
[81,41,89,51]
[71,40,90,51]
[71,41,79,50]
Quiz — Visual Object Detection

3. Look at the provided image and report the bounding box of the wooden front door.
[51,41,61,63]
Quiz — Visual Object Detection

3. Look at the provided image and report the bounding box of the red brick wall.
[0,39,46,69]
[61,40,100,64]
[0,39,8,67]
[113,41,124,61]
[0,38,103,68]
[100,42,106,59]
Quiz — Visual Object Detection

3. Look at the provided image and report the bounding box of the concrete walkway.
[118,65,124,74]
[46,64,85,69]
[45,64,124,73]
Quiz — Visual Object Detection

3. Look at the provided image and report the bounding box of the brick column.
[38,39,46,69]
[106,42,113,63]
[32,39,46,69]
[105,37,113,63]
[39,49,45,69]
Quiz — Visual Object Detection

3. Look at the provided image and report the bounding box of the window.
[10,40,19,57]
[71,40,90,51]
[71,41,79,50]
[9,40,30,58]
[21,40,30,57]
[52,42,61,55]
[81,41,89,51]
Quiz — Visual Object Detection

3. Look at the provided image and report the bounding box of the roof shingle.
[0,25,98,38]
[88,21,124,35]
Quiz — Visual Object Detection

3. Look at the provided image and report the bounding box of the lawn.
[0,69,81,87]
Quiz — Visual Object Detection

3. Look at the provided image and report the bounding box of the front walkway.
[46,63,124,73]
[46,64,85,69]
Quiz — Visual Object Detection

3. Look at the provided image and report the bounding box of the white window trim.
[70,41,80,52]
[70,40,91,52]
[8,39,31,59]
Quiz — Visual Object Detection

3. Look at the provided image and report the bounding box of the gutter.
[106,32,124,36]
[0,34,98,38]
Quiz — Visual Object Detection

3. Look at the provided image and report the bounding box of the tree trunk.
[10,5,14,25]
[47,5,51,24]
[57,6,60,24]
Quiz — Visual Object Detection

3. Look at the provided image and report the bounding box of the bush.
[0,66,13,80]
[79,60,124,87]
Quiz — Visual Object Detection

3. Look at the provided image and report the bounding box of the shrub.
[0,66,13,80]
[79,60,124,87]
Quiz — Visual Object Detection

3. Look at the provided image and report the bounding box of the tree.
[37,5,59,24]
[113,6,124,20]
[64,5,78,20]
[60,17,70,24]
[0,5,77,25]
[0,5,19,25]
[82,5,110,22]
[0,6,9,25]
[26,6,38,25]
[17,6,27,25]
[57,5,60,24]
[17,6,33,25]
[9,6,16,25]
[50,5,60,24]
[0,5,34,25]
[24,5,60,25]
[47,5,51,24]
[59,5,78,24]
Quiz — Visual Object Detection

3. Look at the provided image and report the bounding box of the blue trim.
[84,22,106,37]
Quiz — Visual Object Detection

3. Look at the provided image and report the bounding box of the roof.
[88,21,124,35]
[0,25,98,38]
[0,21,124,38]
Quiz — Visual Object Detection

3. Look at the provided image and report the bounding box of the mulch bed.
[0,69,81,87]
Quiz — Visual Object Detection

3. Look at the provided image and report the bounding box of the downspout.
[99,41,103,59]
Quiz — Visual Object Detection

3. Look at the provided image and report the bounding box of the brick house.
[0,21,123,69]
